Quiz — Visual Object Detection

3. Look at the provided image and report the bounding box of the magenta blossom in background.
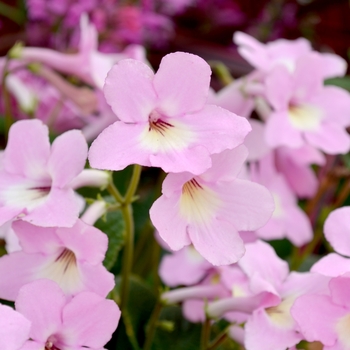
[16,279,121,350]
[150,145,274,265]
[89,52,251,175]
[0,219,114,301]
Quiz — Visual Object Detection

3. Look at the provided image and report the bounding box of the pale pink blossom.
[291,275,350,349]
[89,52,251,175]
[0,120,88,227]
[264,60,350,154]
[234,32,347,78]
[312,207,350,277]
[150,146,274,265]
[0,219,114,301]
[16,279,120,350]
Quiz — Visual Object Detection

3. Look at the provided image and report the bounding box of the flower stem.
[119,165,142,312]
[143,301,162,350]
[107,181,124,204]
[200,317,211,350]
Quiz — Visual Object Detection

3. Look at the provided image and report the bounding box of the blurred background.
[0,0,349,78]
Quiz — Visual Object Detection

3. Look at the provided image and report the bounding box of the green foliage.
[325,76,350,91]
[95,210,125,270]
[152,305,202,350]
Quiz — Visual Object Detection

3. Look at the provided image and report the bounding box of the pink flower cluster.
[0,119,120,349]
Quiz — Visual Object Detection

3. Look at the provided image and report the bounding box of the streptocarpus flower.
[150,145,274,265]
[312,207,350,277]
[89,52,251,175]
[264,60,350,154]
[0,303,31,350]
[0,119,107,228]
[16,279,121,350]
[291,275,350,349]
[234,31,346,78]
[0,219,114,300]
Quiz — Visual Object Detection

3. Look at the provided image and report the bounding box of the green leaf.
[95,210,125,270]
[325,76,350,91]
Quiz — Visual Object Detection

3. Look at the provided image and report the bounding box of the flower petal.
[103,59,157,122]
[3,120,50,179]
[154,52,211,117]
[15,280,65,343]
[61,292,121,348]
[48,130,88,188]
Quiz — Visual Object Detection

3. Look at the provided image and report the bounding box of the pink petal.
[0,207,22,226]
[239,240,289,288]
[324,207,350,256]
[79,263,115,298]
[284,206,313,246]
[291,294,346,345]
[15,280,66,343]
[103,59,157,122]
[304,123,350,155]
[214,78,255,118]
[189,105,251,153]
[22,188,81,227]
[200,145,248,183]
[245,308,301,350]
[265,65,293,111]
[215,179,275,232]
[319,53,347,79]
[150,194,191,251]
[48,130,88,188]
[161,172,193,197]
[244,120,271,162]
[88,122,151,171]
[265,112,304,149]
[0,304,31,350]
[154,52,211,117]
[188,219,245,266]
[329,276,350,309]
[182,299,206,323]
[0,253,49,301]
[3,120,50,179]
[61,292,121,348]
[13,221,61,254]
[311,253,350,277]
[159,247,211,287]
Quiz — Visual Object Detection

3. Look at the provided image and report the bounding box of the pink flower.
[0,303,31,350]
[0,119,87,228]
[16,279,121,350]
[312,207,350,277]
[0,219,114,300]
[291,275,350,349]
[150,146,274,265]
[89,52,251,175]
[264,59,350,154]
[234,32,347,79]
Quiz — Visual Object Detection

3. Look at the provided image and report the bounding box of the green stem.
[120,203,134,312]
[200,317,211,350]
[123,308,142,350]
[125,165,142,203]
[107,181,124,204]
[207,330,228,350]
[119,165,142,311]
[143,301,162,350]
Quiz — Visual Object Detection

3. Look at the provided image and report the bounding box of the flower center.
[265,296,295,328]
[287,104,322,131]
[180,179,221,224]
[36,248,82,295]
[45,340,61,350]
[148,110,174,135]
